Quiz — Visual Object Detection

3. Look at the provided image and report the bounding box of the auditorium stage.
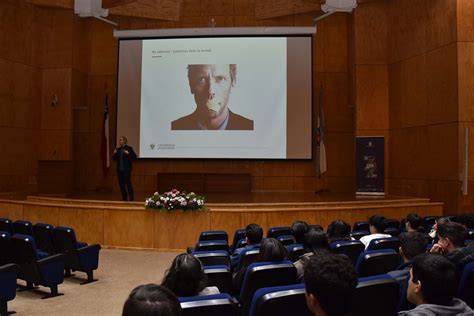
[0,192,443,251]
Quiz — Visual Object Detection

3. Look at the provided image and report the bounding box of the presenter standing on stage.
[113,136,137,201]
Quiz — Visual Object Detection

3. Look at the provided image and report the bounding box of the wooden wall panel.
[105,209,154,248]
[458,42,474,122]
[425,0,456,51]
[41,68,72,129]
[0,202,24,221]
[324,13,348,73]
[210,212,244,233]
[457,0,474,42]
[23,205,60,226]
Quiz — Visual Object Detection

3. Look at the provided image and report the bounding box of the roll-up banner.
[356,136,385,195]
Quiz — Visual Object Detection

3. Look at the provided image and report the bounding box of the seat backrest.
[33,223,56,255]
[331,240,365,265]
[53,226,79,253]
[356,249,401,277]
[467,229,474,241]
[195,240,229,252]
[350,230,370,240]
[203,265,233,295]
[239,261,297,316]
[237,249,260,271]
[179,293,239,316]
[367,237,400,252]
[234,238,247,251]
[249,283,312,316]
[231,229,246,253]
[11,234,41,282]
[350,274,400,316]
[13,220,33,237]
[199,230,228,242]
[276,235,295,246]
[458,261,474,309]
[286,244,305,263]
[422,216,437,230]
[193,250,230,267]
[385,219,400,230]
[383,227,400,237]
[0,263,17,302]
[0,218,14,234]
[267,227,292,239]
[0,231,12,265]
[353,221,369,232]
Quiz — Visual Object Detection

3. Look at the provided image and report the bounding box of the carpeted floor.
[8,249,180,315]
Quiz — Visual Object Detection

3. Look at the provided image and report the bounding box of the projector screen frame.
[115,28,315,161]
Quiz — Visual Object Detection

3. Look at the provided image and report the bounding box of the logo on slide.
[150,144,155,150]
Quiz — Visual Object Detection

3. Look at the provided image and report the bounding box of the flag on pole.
[101,93,110,177]
[316,88,327,176]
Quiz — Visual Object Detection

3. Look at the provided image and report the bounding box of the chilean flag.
[101,93,110,177]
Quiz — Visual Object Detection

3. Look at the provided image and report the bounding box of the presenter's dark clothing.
[171,110,254,130]
[113,145,137,201]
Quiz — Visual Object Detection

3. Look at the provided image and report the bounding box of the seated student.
[294,229,331,280]
[428,216,451,242]
[360,215,392,249]
[405,213,425,233]
[233,238,288,293]
[304,253,358,316]
[430,221,474,271]
[326,219,352,243]
[122,284,182,316]
[161,253,219,297]
[399,253,473,315]
[291,220,309,244]
[230,223,263,268]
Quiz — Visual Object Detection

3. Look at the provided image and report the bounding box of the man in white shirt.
[360,215,392,249]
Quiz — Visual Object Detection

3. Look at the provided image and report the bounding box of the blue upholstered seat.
[366,236,400,252]
[249,283,312,316]
[286,243,305,263]
[458,261,474,308]
[353,221,369,232]
[267,227,292,239]
[199,230,228,242]
[13,220,33,237]
[230,229,246,253]
[53,226,101,284]
[0,219,13,235]
[192,250,230,267]
[33,223,57,255]
[330,240,365,265]
[0,232,12,266]
[350,230,370,240]
[276,235,296,246]
[195,240,229,252]
[179,293,239,316]
[355,249,401,277]
[0,263,18,315]
[203,265,233,295]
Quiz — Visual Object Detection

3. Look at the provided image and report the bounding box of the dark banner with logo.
[356,136,385,195]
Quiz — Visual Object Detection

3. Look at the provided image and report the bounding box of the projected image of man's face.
[189,64,233,124]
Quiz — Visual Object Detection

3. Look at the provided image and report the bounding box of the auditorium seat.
[383,227,400,237]
[239,261,297,316]
[355,249,401,277]
[236,249,260,272]
[195,240,229,252]
[230,229,246,253]
[366,237,400,252]
[287,244,305,262]
[350,274,399,316]
[0,232,12,266]
[350,230,370,240]
[11,234,65,298]
[33,223,56,255]
[0,219,13,235]
[203,265,233,294]
[267,227,292,239]
[276,235,295,246]
[0,263,17,315]
[422,216,437,231]
[353,221,369,232]
[179,293,239,316]
[331,240,365,265]
[233,238,247,252]
[467,229,474,241]
[308,224,323,232]
[193,250,230,267]
[458,261,474,308]
[199,230,228,243]
[249,283,312,316]
[53,226,101,284]
[13,220,33,237]
[385,219,400,230]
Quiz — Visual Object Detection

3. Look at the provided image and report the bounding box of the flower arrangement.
[144,189,207,212]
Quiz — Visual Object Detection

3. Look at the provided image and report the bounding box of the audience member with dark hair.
[122,284,182,316]
[233,238,288,293]
[456,214,474,230]
[304,253,358,316]
[428,216,451,242]
[294,229,331,280]
[360,215,391,249]
[161,253,219,297]
[291,220,309,244]
[405,213,423,233]
[399,253,473,315]
[230,223,263,268]
[326,219,351,243]
[430,221,474,271]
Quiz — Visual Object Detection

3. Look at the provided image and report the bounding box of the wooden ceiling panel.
[109,0,181,21]
[255,0,321,20]
[26,0,73,9]
[102,0,138,8]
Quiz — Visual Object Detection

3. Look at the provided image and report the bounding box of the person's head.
[437,221,467,251]
[119,136,128,146]
[303,229,330,254]
[433,216,450,231]
[291,221,309,244]
[368,215,386,234]
[405,213,422,232]
[304,254,358,316]
[245,223,263,245]
[187,64,236,127]
[326,220,351,242]
[257,238,287,262]
[122,284,182,316]
[407,253,458,306]
[399,232,428,262]
[161,253,206,297]
[455,214,474,229]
